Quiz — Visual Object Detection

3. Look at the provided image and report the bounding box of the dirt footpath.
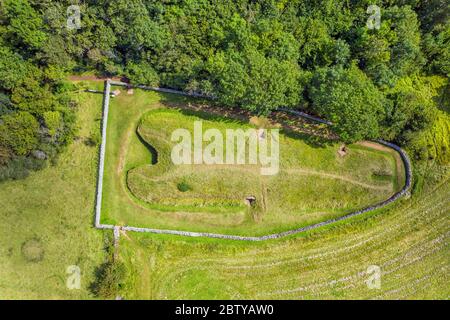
[68,75,126,82]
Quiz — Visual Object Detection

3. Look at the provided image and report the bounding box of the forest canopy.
[0,0,449,180]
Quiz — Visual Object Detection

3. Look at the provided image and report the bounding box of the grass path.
[134,164,392,190]
[105,98,402,236]
[119,174,448,299]
[284,168,393,191]
[0,80,445,299]
[358,141,404,189]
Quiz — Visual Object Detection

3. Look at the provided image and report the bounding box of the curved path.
[93,80,412,241]
[284,168,392,191]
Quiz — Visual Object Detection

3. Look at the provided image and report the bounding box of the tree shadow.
[279,128,334,148]
[158,93,335,149]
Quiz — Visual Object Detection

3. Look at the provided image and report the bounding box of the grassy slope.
[119,167,449,299]
[0,81,446,299]
[0,84,105,299]
[102,88,403,236]
[103,87,448,299]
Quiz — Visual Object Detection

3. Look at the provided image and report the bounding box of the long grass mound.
[102,88,405,236]
[119,165,449,299]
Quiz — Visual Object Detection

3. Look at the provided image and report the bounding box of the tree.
[125,61,159,86]
[207,48,302,115]
[0,45,29,90]
[3,0,47,51]
[422,23,450,76]
[355,6,425,88]
[107,0,165,53]
[0,111,39,155]
[384,75,447,141]
[0,93,13,116]
[11,76,56,115]
[92,259,126,299]
[309,65,386,142]
[295,17,333,68]
[0,0,448,179]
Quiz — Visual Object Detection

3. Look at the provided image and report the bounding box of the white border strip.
[94,80,114,230]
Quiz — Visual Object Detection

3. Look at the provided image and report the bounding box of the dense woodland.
[0,0,448,181]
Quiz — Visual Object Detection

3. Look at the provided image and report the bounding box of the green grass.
[0,80,447,300]
[119,168,449,299]
[101,87,403,236]
[0,83,105,299]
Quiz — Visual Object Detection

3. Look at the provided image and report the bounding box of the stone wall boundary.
[92,80,412,241]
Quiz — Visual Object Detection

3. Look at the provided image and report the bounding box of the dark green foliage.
[355,5,425,88]
[383,75,446,140]
[125,61,159,86]
[3,0,47,51]
[91,259,126,299]
[207,48,302,115]
[0,0,448,181]
[0,45,29,90]
[422,23,450,76]
[0,111,39,155]
[91,238,126,299]
[11,76,56,114]
[177,181,193,192]
[309,65,386,142]
[404,109,450,164]
[0,93,13,116]
[0,0,78,181]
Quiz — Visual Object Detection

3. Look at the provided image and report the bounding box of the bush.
[43,111,62,137]
[85,129,101,147]
[125,61,159,86]
[91,259,126,299]
[177,181,192,192]
[0,111,39,156]
[0,156,46,182]
[405,110,450,164]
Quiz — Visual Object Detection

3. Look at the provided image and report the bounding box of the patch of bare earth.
[68,75,125,82]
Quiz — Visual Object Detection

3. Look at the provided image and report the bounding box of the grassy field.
[0,84,105,299]
[0,81,447,300]
[119,164,449,299]
[102,87,403,236]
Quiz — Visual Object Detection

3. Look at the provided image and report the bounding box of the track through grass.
[102,89,404,236]
[119,171,449,299]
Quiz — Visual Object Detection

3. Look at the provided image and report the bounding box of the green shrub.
[91,259,126,299]
[43,111,62,137]
[125,61,159,86]
[406,110,449,164]
[177,180,193,192]
[86,129,101,147]
[0,111,39,156]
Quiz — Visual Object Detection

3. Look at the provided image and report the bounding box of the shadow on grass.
[159,93,334,149]
[280,128,333,148]
[135,126,158,165]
